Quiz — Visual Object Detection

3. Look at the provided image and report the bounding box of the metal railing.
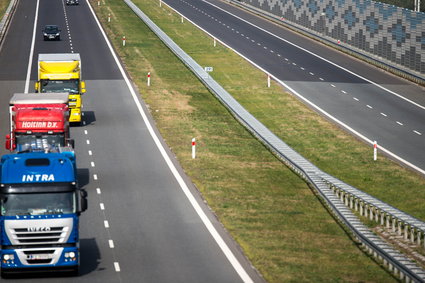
[124,0,425,280]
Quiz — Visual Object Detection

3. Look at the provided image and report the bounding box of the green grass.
[87,0,424,281]
[0,0,11,18]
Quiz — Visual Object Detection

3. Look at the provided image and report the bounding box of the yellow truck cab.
[35,53,85,124]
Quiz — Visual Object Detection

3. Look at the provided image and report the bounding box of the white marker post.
[192,138,196,159]
[108,13,111,23]
[213,38,216,47]
[267,74,271,88]
[159,0,162,7]
[181,16,184,23]
[373,141,377,161]
[147,72,151,86]
[122,36,126,47]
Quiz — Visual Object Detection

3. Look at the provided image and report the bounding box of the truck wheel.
[69,266,79,276]
[1,271,9,279]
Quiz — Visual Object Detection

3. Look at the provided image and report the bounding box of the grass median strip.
[89,0,423,281]
[0,0,11,19]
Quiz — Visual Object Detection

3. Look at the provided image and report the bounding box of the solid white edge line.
[86,2,254,282]
[160,0,425,176]
[200,0,425,110]
[24,0,40,93]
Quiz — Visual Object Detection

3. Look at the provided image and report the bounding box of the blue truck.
[0,150,87,277]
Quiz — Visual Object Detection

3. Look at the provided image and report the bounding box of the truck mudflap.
[1,246,79,272]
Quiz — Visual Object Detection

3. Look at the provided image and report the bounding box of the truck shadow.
[77,168,90,188]
[79,238,101,276]
[82,111,96,126]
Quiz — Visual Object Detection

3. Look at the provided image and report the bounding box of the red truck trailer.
[5,93,73,152]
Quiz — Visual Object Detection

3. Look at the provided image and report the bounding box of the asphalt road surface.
[0,0,264,282]
[162,0,425,175]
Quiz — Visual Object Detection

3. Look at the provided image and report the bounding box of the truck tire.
[69,266,79,276]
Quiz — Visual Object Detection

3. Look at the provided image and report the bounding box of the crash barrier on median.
[0,0,17,45]
[123,0,425,280]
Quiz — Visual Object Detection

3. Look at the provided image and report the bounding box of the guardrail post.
[410,228,415,243]
[392,217,396,233]
[349,196,353,209]
[369,206,374,221]
[398,221,402,236]
[418,231,421,246]
[400,270,404,280]
[380,212,384,225]
[386,214,390,228]
[404,224,408,240]
[354,199,358,211]
[364,204,368,218]
[359,202,363,215]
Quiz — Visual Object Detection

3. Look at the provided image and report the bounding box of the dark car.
[42,25,61,41]
[66,0,79,5]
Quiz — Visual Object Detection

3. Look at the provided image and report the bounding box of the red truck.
[5,93,74,152]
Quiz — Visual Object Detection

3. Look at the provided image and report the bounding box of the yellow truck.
[35,53,86,124]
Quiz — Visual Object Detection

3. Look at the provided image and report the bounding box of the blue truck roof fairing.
[0,152,76,184]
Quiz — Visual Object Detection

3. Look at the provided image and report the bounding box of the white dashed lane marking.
[114,262,121,272]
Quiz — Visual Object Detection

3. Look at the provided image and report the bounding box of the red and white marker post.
[147,72,151,87]
[373,141,377,161]
[192,138,196,159]
[108,13,111,22]
[122,36,126,47]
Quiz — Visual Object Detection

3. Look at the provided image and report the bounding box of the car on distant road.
[66,0,79,5]
[42,25,61,41]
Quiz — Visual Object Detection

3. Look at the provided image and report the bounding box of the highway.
[0,0,263,282]
[161,0,425,174]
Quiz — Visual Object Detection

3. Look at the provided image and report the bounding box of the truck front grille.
[12,227,67,244]
[5,218,73,246]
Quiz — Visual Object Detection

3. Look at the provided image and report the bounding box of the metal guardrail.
[123,0,425,281]
[0,0,17,45]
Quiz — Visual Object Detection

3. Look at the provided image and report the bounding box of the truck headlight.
[65,252,76,258]
[3,254,14,261]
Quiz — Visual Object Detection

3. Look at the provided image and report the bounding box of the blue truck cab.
[0,151,87,277]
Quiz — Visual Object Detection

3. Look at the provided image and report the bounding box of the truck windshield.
[41,79,79,94]
[15,134,65,151]
[1,192,76,216]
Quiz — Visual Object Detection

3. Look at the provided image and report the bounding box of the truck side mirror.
[34,82,39,92]
[79,189,88,213]
[80,81,86,94]
[66,138,75,148]
[5,134,11,150]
